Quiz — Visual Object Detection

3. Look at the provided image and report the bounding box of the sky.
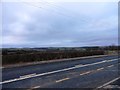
[2,0,118,48]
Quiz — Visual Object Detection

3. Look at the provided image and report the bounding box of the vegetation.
[2,46,119,65]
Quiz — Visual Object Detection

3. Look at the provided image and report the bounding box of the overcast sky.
[2,1,118,48]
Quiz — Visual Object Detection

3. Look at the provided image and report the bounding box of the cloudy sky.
[2,1,118,48]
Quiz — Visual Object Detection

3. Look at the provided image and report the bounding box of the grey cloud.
[2,2,118,47]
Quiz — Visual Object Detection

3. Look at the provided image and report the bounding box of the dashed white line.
[97,77,120,88]
[56,78,69,83]
[75,64,83,67]
[108,65,114,68]
[80,71,91,75]
[20,73,36,78]
[96,68,104,71]
[33,86,41,89]
[0,58,119,84]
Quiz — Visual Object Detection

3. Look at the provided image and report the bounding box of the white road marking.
[0,58,119,85]
[75,64,83,67]
[109,59,119,62]
[20,73,36,78]
[75,58,118,68]
[96,68,104,71]
[97,77,120,88]
[108,65,114,68]
[103,85,120,89]
[80,71,91,75]
[33,86,41,89]
[56,78,69,83]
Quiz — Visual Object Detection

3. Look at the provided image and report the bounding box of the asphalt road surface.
[1,55,120,89]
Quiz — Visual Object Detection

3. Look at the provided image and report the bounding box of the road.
[1,55,120,89]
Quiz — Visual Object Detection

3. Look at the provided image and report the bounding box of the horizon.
[2,45,119,49]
